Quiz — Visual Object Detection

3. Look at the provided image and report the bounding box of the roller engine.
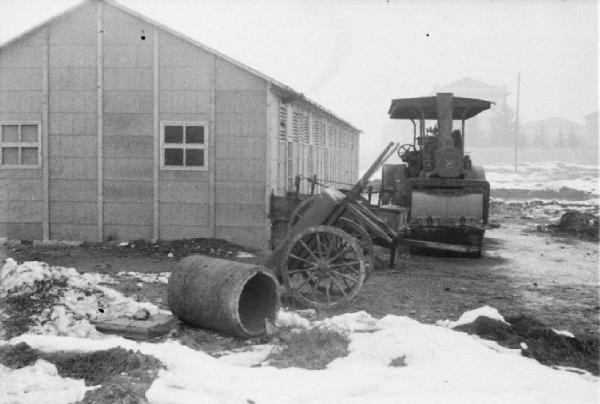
[382,93,491,257]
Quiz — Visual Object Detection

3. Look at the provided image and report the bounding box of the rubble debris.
[0,259,161,339]
[545,210,599,240]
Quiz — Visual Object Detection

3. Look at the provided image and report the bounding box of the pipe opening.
[238,272,279,336]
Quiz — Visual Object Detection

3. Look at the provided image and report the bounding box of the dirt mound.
[546,210,599,240]
[455,315,599,375]
[0,342,163,403]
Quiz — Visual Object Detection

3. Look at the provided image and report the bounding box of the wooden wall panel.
[50,201,96,224]
[49,135,96,158]
[0,223,43,240]
[49,158,96,179]
[104,180,153,202]
[50,180,96,202]
[49,113,96,135]
[50,224,96,241]
[0,179,43,201]
[103,224,152,241]
[104,202,152,224]
[0,201,43,222]
[0,68,43,91]
[103,158,153,180]
[159,181,209,203]
[103,113,153,136]
[159,203,209,226]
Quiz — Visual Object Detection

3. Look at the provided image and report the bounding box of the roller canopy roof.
[388,95,493,120]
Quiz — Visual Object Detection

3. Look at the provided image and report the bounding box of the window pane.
[185,126,204,144]
[164,126,183,143]
[185,149,204,167]
[2,147,18,165]
[21,125,38,142]
[164,148,183,166]
[21,147,38,165]
[2,125,18,143]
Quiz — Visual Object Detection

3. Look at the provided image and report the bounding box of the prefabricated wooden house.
[0,0,360,249]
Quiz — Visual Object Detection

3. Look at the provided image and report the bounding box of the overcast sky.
[1,0,598,164]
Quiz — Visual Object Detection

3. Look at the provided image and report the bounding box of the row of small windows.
[0,121,208,171]
[279,106,356,150]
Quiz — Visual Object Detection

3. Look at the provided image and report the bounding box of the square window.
[185,149,204,166]
[0,123,41,168]
[165,126,183,143]
[2,125,18,143]
[21,148,38,165]
[162,122,207,170]
[21,125,38,142]
[2,147,18,165]
[185,126,204,144]
[164,148,183,166]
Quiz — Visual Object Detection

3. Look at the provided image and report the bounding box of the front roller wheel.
[280,225,366,310]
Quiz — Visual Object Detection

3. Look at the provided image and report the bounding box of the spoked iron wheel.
[337,217,376,278]
[280,225,366,309]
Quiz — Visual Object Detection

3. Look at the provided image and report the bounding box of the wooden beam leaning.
[152,26,159,241]
[96,2,104,242]
[41,28,49,240]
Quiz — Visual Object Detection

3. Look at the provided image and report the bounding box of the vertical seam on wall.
[153,26,159,241]
[209,55,216,237]
[42,28,49,240]
[96,2,103,242]
[264,82,272,249]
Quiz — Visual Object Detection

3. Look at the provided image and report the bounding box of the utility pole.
[514,73,521,172]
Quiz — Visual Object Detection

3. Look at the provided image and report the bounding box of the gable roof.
[0,0,360,133]
[435,77,509,95]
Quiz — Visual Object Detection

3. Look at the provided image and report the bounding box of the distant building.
[584,111,599,148]
[0,0,360,248]
[433,77,511,147]
[520,117,584,149]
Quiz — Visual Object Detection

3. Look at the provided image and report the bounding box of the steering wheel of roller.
[397,143,416,159]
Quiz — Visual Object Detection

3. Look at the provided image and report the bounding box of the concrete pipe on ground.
[168,255,280,338]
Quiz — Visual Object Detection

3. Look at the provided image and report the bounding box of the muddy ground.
[2,202,598,342]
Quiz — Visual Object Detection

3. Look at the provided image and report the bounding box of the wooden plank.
[96,2,103,242]
[153,26,159,241]
[42,27,49,240]
[93,313,176,340]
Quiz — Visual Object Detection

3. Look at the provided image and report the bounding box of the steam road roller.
[383,93,491,257]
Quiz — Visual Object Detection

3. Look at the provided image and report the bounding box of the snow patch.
[217,345,275,367]
[235,252,255,258]
[10,310,597,404]
[116,271,171,284]
[276,310,311,329]
[553,329,576,338]
[436,306,509,328]
[319,311,380,333]
[0,359,86,404]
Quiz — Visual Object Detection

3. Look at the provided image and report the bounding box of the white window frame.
[0,121,42,169]
[160,121,208,171]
